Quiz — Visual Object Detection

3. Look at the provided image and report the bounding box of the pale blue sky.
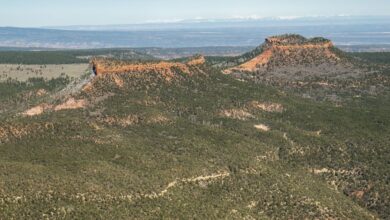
[1,0,390,27]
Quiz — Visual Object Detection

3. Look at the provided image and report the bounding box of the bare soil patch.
[219,109,254,120]
[254,124,270,132]
[22,104,53,116]
[249,101,284,113]
[54,98,87,111]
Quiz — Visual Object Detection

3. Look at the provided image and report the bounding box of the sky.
[1,0,390,27]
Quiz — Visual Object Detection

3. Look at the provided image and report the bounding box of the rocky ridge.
[224,34,342,74]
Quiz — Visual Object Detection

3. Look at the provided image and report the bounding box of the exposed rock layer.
[91,55,206,81]
[224,35,341,74]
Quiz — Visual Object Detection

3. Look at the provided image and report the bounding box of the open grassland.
[0,64,89,82]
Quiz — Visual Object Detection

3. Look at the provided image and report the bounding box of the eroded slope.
[224,35,341,74]
[0,45,389,219]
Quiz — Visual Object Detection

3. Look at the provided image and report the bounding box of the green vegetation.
[0,47,252,65]
[267,34,331,44]
[0,49,155,65]
[0,49,389,219]
[351,52,390,64]
[0,51,86,64]
[206,45,264,68]
[0,77,70,120]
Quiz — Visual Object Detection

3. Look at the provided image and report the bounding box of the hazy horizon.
[1,0,390,27]
[1,2,390,50]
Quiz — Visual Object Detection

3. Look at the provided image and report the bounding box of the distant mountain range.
[1,16,390,50]
[43,15,390,31]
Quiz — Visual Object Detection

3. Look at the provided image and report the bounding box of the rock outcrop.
[224,35,341,74]
[91,55,206,82]
[22,98,87,117]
